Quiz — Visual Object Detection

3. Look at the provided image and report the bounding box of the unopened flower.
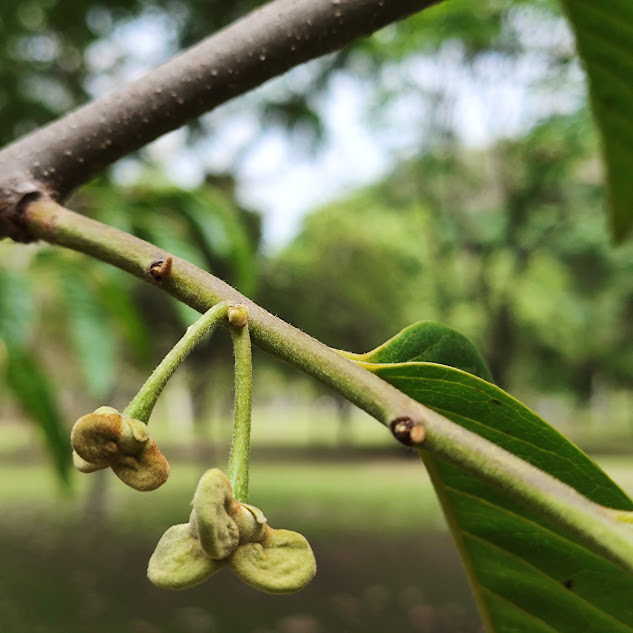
[148,468,316,593]
[71,406,170,491]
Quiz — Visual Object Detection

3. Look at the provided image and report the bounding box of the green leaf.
[345,321,493,382]
[96,268,152,365]
[559,0,633,240]
[185,190,257,296]
[353,324,633,632]
[58,264,117,399]
[5,345,71,488]
[0,269,35,347]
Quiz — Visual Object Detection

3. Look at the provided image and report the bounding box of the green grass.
[0,452,476,632]
[0,454,447,538]
[2,447,633,633]
[2,445,633,539]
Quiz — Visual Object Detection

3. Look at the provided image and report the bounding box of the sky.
[84,5,585,252]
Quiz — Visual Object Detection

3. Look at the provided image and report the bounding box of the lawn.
[0,454,475,633]
[2,411,633,633]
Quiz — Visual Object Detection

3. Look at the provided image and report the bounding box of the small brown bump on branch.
[148,256,173,283]
[410,423,425,444]
[390,416,425,446]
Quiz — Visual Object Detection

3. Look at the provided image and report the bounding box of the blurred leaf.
[351,324,633,631]
[5,345,70,488]
[96,268,152,365]
[58,264,117,398]
[559,0,633,240]
[186,189,257,296]
[0,269,34,347]
[345,320,493,382]
[138,211,208,271]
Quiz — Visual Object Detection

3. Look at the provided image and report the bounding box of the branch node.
[148,256,173,283]
[390,416,425,446]
[0,191,44,243]
[228,304,249,327]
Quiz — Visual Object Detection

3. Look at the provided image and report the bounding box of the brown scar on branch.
[390,416,425,446]
[148,256,173,283]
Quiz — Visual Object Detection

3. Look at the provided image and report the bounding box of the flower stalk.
[124,302,229,423]
[227,305,252,504]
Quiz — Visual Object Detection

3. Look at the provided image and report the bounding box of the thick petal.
[71,408,123,465]
[235,504,267,544]
[193,469,240,560]
[72,450,108,473]
[111,438,170,491]
[229,527,316,594]
[148,524,225,590]
[118,416,150,454]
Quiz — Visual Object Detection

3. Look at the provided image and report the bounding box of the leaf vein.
[463,531,633,631]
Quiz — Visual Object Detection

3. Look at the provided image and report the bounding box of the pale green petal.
[229,528,316,594]
[148,524,225,590]
[193,469,240,559]
[70,409,123,465]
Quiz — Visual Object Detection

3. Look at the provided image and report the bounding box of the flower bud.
[70,407,169,491]
[148,469,315,594]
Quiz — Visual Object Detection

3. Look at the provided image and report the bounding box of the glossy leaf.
[560,0,633,240]
[5,345,71,487]
[344,321,493,382]
[353,324,633,632]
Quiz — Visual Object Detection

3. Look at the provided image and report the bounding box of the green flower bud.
[227,305,249,327]
[147,523,226,590]
[229,527,316,594]
[148,469,316,594]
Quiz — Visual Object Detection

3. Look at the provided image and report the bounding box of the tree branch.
[0,0,438,232]
[23,195,633,576]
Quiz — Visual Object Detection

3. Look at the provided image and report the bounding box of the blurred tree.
[261,110,633,404]
[260,195,432,352]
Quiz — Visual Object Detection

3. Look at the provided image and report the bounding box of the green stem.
[123,302,229,422]
[227,305,252,503]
